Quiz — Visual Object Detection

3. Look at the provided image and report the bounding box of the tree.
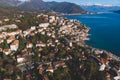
[0,39,9,49]
[58,48,67,58]
[41,46,50,56]
[82,60,99,80]
[53,67,71,80]
[18,36,26,51]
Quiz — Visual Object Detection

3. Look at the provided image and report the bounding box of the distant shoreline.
[60,12,97,16]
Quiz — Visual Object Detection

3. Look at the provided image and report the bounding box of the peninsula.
[0,12,119,80]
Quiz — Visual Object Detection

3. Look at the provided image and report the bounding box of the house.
[30,26,36,31]
[26,42,33,48]
[94,49,104,54]
[3,18,9,22]
[0,38,3,43]
[0,20,2,24]
[69,42,73,47]
[54,61,66,68]
[25,73,31,80]
[43,75,49,80]
[99,64,106,71]
[114,76,120,80]
[38,28,43,33]
[114,70,120,80]
[30,32,35,36]
[0,48,2,52]
[37,64,44,74]
[17,54,24,63]
[39,23,49,28]
[7,35,15,44]
[49,16,55,23]
[47,32,52,36]
[10,40,19,51]
[1,24,18,30]
[0,34,3,38]
[3,78,11,80]
[36,41,46,47]
[23,29,31,37]
[106,72,111,80]
[46,65,54,73]
[55,40,59,43]
[3,48,11,55]
[15,29,22,35]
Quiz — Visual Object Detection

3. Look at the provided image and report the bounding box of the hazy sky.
[20,0,120,5]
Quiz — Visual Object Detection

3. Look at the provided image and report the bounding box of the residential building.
[10,40,19,51]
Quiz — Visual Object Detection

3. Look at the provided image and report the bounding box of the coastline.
[84,26,120,61]
[60,12,97,16]
[64,13,120,61]
[84,34,120,61]
[84,30,120,61]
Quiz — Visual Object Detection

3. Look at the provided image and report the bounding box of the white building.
[23,29,31,37]
[39,23,49,28]
[3,48,11,55]
[99,64,106,71]
[0,24,18,32]
[36,42,46,47]
[46,66,54,73]
[30,26,36,31]
[69,42,73,47]
[0,38,3,43]
[26,42,33,48]
[17,55,24,63]
[114,70,120,80]
[7,36,15,44]
[10,40,19,51]
[49,16,55,23]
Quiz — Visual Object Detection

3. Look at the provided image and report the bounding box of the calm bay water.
[64,12,120,56]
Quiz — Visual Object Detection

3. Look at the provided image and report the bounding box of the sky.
[20,0,120,6]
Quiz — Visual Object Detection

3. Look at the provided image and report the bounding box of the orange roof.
[27,41,32,45]
[47,65,53,70]
[0,38,3,41]
[15,29,21,32]
[26,29,31,32]
[3,78,12,80]
[55,61,65,65]
[43,76,49,80]
[7,35,15,40]
[101,58,105,64]
[3,48,9,52]
[11,40,19,45]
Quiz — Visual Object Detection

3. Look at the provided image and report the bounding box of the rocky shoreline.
[83,25,120,61]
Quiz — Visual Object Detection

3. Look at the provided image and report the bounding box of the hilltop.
[18,0,86,14]
[0,6,22,19]
[0,0,20,6]
[0,0,87,14]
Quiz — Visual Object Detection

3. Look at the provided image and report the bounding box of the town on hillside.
[0,13,120,80]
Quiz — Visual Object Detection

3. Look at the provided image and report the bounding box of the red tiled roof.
[7,35,15,40]
[11,40,19,45]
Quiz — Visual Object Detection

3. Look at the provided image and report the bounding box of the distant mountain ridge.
[18,0,50,11]
[0,0,21,6]
[46,1,86,14]
[0,0,87,14]
[18,0,87,14]
[0,6,22,19]
[81,5,120,12]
